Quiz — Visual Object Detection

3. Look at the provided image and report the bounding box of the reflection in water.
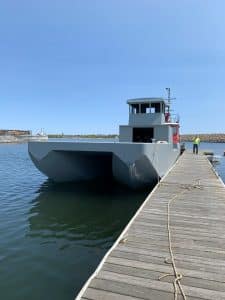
[29,180,149,246]
[27,179,149,299]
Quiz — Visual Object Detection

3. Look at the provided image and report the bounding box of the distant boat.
[28,95,181,188]
[23,129,48,141]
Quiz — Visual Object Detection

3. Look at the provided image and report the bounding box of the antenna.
[166,87,170,104]
[165,88,176,113]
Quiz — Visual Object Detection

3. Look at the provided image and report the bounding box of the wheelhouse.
[119,98,179,146]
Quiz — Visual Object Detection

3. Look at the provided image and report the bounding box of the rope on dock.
[159,180,203,300]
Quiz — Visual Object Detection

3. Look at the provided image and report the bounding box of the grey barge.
[28,97,180,188]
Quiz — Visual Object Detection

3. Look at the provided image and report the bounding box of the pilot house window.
[130,102,161,114]
[141,103,149,113]
[130,104,140,114]
[150,103,161,113]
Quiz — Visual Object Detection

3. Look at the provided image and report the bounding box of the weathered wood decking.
[76,152,225,300]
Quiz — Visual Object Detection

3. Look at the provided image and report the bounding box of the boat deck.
[76,152,225,300]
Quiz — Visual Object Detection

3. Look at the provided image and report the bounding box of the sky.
[0,0,225,134]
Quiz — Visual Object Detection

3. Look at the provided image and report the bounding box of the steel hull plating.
[29,141,180,188]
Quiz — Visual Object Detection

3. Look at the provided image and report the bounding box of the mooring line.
[159,180,203,300]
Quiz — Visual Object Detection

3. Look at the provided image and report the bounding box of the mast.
[165,87,171,113]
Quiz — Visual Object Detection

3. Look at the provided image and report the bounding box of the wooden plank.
[127,228,225,245]
[105,256,225,283]
[123,235,225,253]
[81,287,145,300]
[116,244,225,268]
[124,240,225,260]
[96,271,225,300]
[133,221,225,237]
[129,224,225,239]
[88,278,182,300]
[102,263,225,293]
[139,211,225,222]
[110,249,225,275]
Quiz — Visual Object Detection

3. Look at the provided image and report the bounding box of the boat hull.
[29,141,180,189]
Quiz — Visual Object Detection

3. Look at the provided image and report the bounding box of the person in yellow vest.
[193,136,200,154]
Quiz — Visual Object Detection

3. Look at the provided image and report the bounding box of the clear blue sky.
[1,0,224,134]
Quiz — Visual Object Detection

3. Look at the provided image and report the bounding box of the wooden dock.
[76,152,225,300]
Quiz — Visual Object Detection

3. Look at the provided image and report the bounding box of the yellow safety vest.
[193,137,200,145]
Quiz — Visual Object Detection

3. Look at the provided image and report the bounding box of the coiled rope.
[159,180,203,300]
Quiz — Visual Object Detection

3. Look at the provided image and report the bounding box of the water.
[0,142,225,300]
[0,143,148,300]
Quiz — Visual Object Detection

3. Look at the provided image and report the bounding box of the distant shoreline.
[48,134,118,139]
[1,133,225,143]
[180,134,225,143]
[48,133,225,143]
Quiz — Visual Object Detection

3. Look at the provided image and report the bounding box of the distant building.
[0,129,31,136]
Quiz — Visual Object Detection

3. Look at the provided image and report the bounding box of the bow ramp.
[76,152,225,300]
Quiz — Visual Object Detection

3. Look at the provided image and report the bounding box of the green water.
[0,143,148,300]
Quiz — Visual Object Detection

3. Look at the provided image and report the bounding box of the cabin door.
[133,128,154,143]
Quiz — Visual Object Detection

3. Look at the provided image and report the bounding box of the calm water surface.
[0,142,224,300]
[0,142,148,300]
